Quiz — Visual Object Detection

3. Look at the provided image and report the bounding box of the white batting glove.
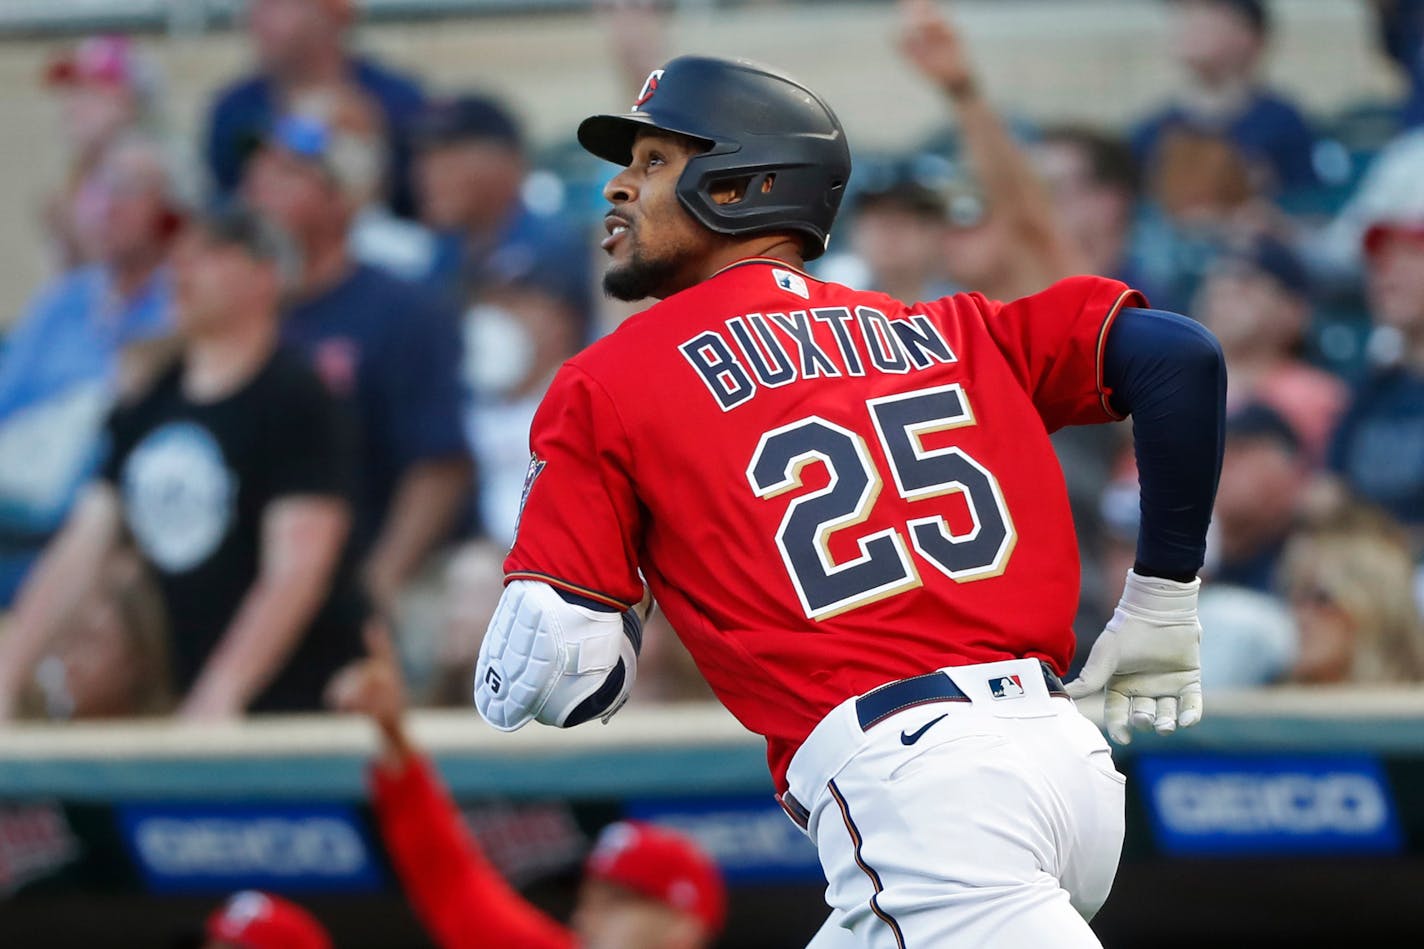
[1065,569,1203,744]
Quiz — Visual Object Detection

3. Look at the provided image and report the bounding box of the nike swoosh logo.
[901,713,949,746]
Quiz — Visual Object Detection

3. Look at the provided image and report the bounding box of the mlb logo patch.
[988,675,1025,699]
[772,268,810,300]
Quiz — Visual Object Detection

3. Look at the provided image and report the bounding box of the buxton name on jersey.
[507,258,1142,789]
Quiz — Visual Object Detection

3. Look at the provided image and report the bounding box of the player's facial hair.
[603,244,684,302]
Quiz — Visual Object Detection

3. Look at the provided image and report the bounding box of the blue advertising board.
[1135,753,1404,857]
[117,803,383,894]
[625,796,823,883]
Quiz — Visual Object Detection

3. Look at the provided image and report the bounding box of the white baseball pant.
[788,658,1126,949]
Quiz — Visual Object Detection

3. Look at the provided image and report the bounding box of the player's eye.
[647,151,666,168]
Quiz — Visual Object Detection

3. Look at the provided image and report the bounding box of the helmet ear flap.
[704,171,775,207]
[676,153,841,259]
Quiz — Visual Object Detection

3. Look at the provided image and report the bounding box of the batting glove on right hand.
[1065,569,1203,744]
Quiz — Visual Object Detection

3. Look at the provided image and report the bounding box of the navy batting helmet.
[577,55,852,260]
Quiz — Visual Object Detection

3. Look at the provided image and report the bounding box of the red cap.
[1363,222,1424,258]
[205,891,333,949]
[45,35,139,89]
[584,821,727,934]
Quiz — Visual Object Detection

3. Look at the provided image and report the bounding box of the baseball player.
[474,52,1224,948]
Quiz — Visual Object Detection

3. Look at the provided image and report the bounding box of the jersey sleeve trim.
[1095,288,1143,422]
[503,571,636,611]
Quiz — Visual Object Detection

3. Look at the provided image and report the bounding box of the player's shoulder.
[996,274,1139,313]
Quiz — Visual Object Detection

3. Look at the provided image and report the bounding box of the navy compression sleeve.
[1102,307,1226,582]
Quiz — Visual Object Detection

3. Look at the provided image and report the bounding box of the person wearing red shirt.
[328,629,725,949]
[472,30,1224,949]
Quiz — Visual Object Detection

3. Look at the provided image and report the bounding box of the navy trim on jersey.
[829,779,907,949]
[1102,307,1226,581]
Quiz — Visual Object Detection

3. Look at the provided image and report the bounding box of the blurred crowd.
[1,0,1423,729]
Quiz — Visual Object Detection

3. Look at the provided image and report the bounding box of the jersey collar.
[708,256,817,282]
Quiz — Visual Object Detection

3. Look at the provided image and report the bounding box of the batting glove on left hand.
[1065,569,1203,744]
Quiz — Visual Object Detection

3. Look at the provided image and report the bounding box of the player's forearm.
[363,457,473,608]
[1103,307,1227,581]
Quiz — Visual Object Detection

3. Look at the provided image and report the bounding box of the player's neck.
[694,236,805,285]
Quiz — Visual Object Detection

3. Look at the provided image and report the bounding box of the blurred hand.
[176,689,243,723]
[598,0,670,92]
[326,620,410,757]
[899,0,976,96]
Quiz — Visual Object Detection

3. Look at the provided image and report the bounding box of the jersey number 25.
[747,383,1016,620]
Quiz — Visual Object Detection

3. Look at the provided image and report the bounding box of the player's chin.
[602,262,648,302]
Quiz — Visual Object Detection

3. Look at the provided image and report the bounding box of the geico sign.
[134,817,368,876]
[1155,772,1389,835]
[659,810,817,866]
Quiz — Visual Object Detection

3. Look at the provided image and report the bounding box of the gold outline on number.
[747,417,921,621]
[868,383,1018,583]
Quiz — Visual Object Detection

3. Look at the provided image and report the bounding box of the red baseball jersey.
[507,258,1143,789]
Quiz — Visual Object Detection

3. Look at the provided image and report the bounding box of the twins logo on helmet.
[634,69,663,109]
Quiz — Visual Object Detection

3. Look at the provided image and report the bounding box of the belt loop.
[778,790,810,831]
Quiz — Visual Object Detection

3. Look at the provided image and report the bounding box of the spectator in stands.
[412,94,591,322]
[819,166,954,304]
[0,135,181,606]
[899,0,1085,300]
[1034,125,1161,301]
[1133,0,1318,194]
[1211,404,1310,592]
[1195,234,1347,463]
[1135,124,1281,312]
[15,551,170,720]
[327,627,726,949]
[42,35,165,270]
[284,85,438,281]
[1329,211,1424,539]
[204,889,332,949]
[1280,504,1424,684]
[462,276,585,548]
[1371,0,1424,129]
[206,0,424,216]
[243,107,471,616]
[0,206,367,720]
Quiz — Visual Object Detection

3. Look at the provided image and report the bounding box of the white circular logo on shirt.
[121,421,235,573]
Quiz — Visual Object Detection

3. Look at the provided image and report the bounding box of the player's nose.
[603,167,637,206]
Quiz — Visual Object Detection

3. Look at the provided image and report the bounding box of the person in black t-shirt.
[0,206,366,718]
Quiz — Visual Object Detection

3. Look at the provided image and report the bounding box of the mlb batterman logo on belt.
[989,675,1025,699]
